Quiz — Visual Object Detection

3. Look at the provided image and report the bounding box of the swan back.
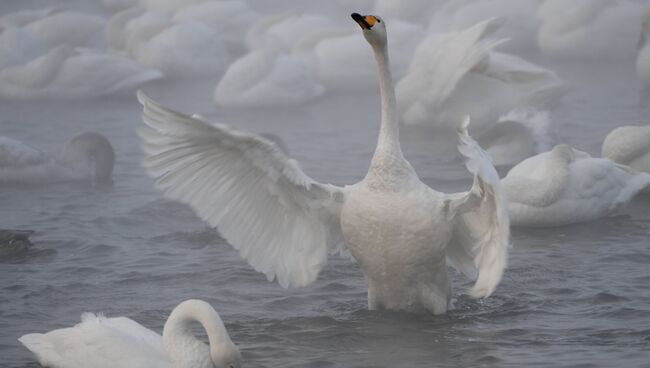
[61,132,115,183]
[163,299,241,368]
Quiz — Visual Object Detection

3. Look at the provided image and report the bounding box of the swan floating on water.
[138,13,509,314]
[396,17,563,133]
[0,45,162,101]
[503,144,650,227]
[0,132,114,185]
[106,9,230,78]
[19,299,242,368]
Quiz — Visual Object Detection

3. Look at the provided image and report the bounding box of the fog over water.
[1,0,650,367]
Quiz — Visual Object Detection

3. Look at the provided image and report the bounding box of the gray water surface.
[1,63,650,368]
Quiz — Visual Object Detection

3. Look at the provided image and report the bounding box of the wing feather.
[447,117,510,298]
[137,91,346,288]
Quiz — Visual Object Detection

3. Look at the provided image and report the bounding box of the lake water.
[1,22,650,368]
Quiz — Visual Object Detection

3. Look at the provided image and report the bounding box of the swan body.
[214,14,339,107]
[172,1,259,55]
[19,299,242,368]
[537,0,641,61]
[20,10,106,49]
[107,10,230,77]
[214,45,323,107]
[0,46,162,101]
[396,17,562,133]
[503,144,650,227]
[138,13,509,314]
[0,132,114,184]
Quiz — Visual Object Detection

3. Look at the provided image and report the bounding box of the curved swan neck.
[372,42,402,157]
[162,300,235,366]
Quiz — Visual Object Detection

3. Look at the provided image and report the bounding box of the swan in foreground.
[602,125,650,193]
[0,132,114,185]
[503,144,650,227]
[138,13,509,314]
[19,299,242,368]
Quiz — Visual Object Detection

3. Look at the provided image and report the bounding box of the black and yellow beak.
[351,13,378,30]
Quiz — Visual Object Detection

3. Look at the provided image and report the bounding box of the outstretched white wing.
[447,117,510,298]
[137,91,347,288]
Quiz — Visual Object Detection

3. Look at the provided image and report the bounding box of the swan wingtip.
[136,90,148,106]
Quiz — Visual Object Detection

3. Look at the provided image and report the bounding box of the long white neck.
[372,42,402,161]
[364,39,413,190]
[162,300,235,367]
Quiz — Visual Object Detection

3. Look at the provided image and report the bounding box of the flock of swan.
[1,1,649,367]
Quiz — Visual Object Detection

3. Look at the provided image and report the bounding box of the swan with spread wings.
[138,13,510,314]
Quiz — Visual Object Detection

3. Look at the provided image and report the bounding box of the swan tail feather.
[19,333,61,367]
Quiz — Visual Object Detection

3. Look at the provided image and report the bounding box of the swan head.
[351,13,387,48]
[551,144,576,162]
[212,347,242,368]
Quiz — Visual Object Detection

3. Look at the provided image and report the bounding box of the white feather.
[447,117,510,298]
[503,144,650,227]
[138,91,347,288]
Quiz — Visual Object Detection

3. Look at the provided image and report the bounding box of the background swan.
[637,5,650,86]
[214,14,338,107]
[602,125,650,193]
[396,17,563,133]
[429,0,540,55]
[106,9,231,78]
[0,45,162,101]
[503,144,650,227]
[138,13,509,314]
[19,299,242,368]
[214,44,323,107]
[537,0,641,61]
[172,1,258,55]
[478,109,555,168]
[0,132,114,185]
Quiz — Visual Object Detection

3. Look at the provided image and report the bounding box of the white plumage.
[537,0,642,61]
[0,45,162,101]
[396,17,562,133]
[637,5,650,86]
[19,299,242,368]
[138,14,509,314]
[602,125,650,194]
[503,144,650,227]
